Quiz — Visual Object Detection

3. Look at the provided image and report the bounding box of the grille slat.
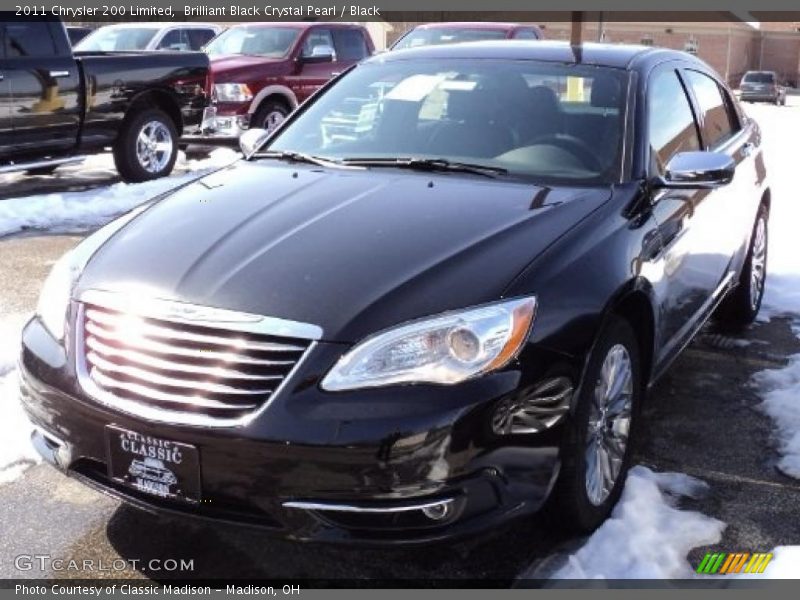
[85,308,307,352]
[85,322,300,366]
[84,337,287,380]
[80,300,314,423]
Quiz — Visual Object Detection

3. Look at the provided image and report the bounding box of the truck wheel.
[252,100,290,133]
[549,316,641,532]
[715,205,769,330]
[114,109,178,182]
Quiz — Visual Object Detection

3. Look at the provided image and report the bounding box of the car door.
[4,19,80,154]
[289,27,338,104]
[645,65,734,363]
[0,24,14,155]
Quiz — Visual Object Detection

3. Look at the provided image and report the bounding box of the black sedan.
[20,42,769,544]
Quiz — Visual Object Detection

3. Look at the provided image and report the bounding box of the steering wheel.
[527,133,603,172]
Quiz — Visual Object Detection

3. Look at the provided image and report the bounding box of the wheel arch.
[123,89,184,136]
[248,85,299,117]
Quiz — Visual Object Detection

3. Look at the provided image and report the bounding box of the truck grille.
[76,291,319,426]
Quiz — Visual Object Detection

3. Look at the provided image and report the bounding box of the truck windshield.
[393,28,508,50]
[76,27,160,51]
[206,26,300,58]
[266,59,628,185]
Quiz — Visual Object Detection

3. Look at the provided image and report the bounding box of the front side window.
[157,29,189,51]
[76,27,160,52]
[302,29,335,58]
[648,70,700,173]
[205,26,299,59]
[684,70,737,149]
[266,59,628,184]
[393,28,508,50]
[332,29,369,61]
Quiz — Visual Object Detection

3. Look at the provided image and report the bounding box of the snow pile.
[0,149,236,238]
[550,466,725,579]
[0,317,40,484]
[752,355,800,478]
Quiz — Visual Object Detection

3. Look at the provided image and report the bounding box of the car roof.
[411,22,523,31]
[231,21,363,30]
[98,22,219,29]
[373,40,700,71]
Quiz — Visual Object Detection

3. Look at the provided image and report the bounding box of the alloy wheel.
[136,121,173,174]
[585,343,633,506]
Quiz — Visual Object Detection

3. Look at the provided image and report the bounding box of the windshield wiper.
[340,157,508,178]
[253,150,347,169]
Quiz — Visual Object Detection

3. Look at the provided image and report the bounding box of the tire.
[113,108,178,183]
[549,316,641,532]
[25,165,59,176]
[252,99,290,134]
[715,205,769,330]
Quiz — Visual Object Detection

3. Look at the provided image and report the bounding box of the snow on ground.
[548,467,725,579]
[0,149,237,238]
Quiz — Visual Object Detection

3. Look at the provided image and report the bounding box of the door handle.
[49,70,70,78]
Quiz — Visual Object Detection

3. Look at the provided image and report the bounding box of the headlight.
[214,83,253,103]
[36,251,80,341]
[321,297,537,391]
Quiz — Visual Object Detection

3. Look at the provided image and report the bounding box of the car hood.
[210,55,289,81]
[76,162,611,343]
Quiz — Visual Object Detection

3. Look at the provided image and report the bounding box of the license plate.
[105,426,201,504]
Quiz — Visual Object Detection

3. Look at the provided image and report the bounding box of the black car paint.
[0,16,208,163]
[19,42,768,543]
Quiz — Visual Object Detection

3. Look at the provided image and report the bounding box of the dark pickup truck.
[0,16,210,181]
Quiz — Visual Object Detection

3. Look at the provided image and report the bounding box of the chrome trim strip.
[282,498,455,514]
[79,289,323,341]
[75,303,319,428]
[85,308,307,352]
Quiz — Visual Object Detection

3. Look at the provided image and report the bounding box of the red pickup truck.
[193,22,374,141]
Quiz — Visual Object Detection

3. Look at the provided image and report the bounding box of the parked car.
[391,22,542,50]
[186,22,373,143]
[21,41,769,543]
[75,22,222,53]
[65,25,93,46]
[0,16,210,181]
[739,70,786,105]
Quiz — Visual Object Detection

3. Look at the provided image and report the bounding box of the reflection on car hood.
[76,162,612,342]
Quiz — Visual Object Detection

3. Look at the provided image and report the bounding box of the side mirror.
[656,151,735,189]
[239,128,269,159]
[302,44,335,64]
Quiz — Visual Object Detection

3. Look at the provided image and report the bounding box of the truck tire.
[113,109,178,182]
[252,99,290,133]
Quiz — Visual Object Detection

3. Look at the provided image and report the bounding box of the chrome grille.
[76,290,319,426]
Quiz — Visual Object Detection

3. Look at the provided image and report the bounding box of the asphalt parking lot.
[1,102,799,584]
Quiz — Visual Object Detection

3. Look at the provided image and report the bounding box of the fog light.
[421,501,452,521]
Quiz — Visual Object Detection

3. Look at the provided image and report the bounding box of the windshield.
[393,28,508,50]
[205,26,300,58]
[266,59,628,184]
[742,72,775,84]
[76,27,160,51]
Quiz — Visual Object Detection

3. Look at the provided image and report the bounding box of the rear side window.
[684,70,737,149]
[5,22,57,57]
[332,29,370,61]
[648,70,700,172]
[512,29,540,40]
[188,29,217,50]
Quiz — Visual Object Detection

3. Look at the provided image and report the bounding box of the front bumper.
[180,106,249,148]
[19,316,570,544]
